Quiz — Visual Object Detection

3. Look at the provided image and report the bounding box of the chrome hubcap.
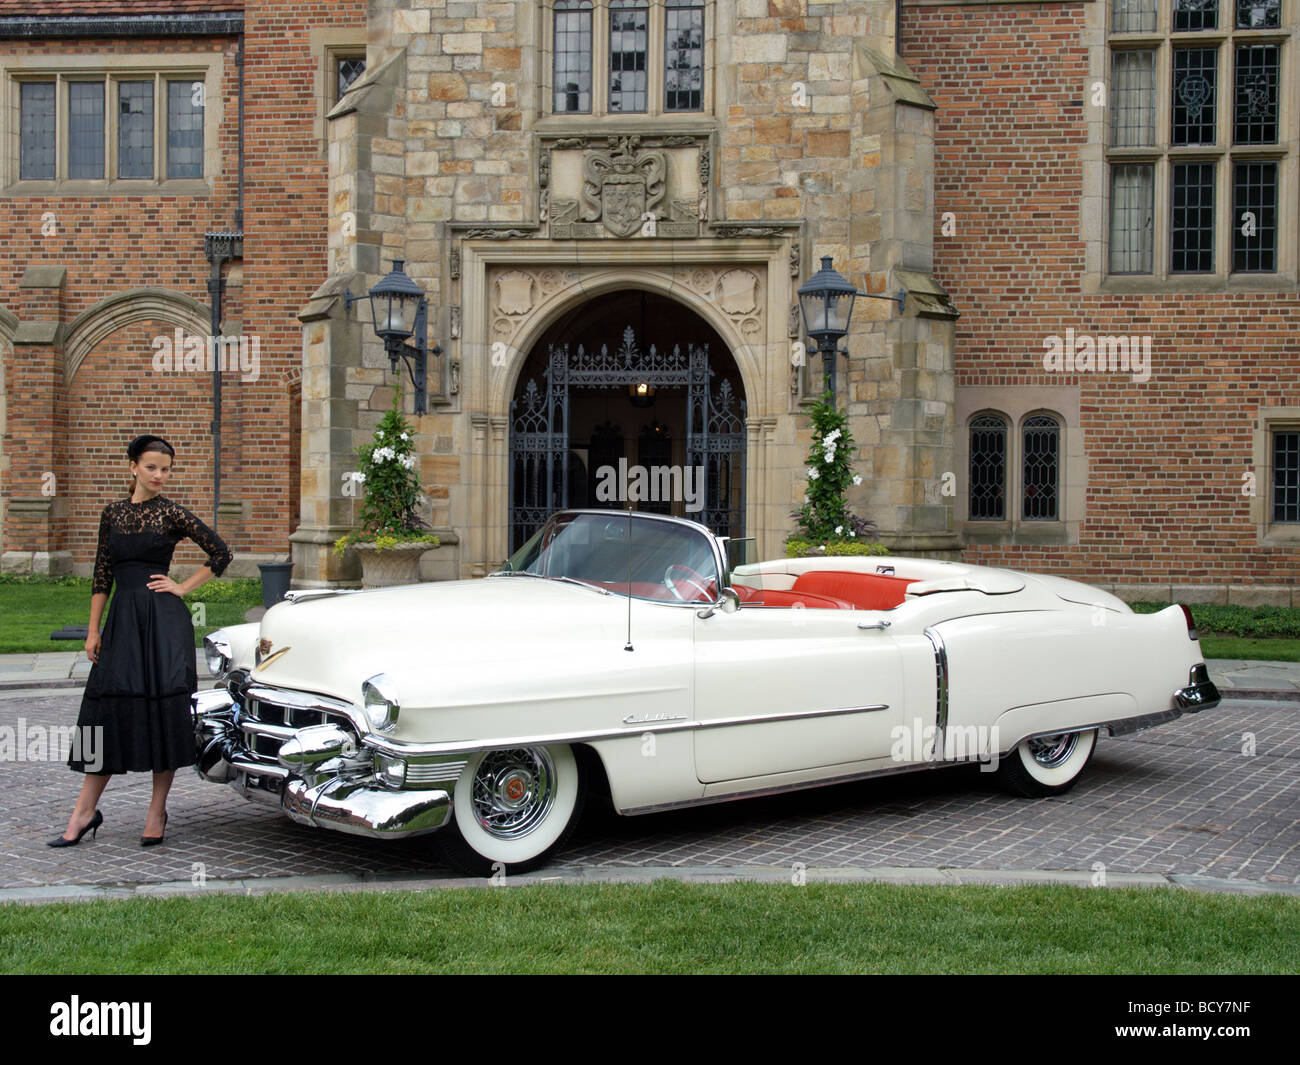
[470,748,557,839]
[1027,732,1078,768]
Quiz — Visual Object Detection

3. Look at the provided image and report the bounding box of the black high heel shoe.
[47,809,103,847]
[141,811,168,847]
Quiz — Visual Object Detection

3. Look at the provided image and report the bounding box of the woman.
[49,434,233,848]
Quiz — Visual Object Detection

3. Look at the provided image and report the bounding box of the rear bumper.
[1173,662,1221,713]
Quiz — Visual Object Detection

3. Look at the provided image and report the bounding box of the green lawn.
[1198,636,1300,662]
[1,881,1295,974]
[0,575,262,653]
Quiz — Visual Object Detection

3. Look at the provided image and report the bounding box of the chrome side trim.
[361,702,891,759]
[924,626,948,761]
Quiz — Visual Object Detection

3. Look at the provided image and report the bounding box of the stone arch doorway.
[508,289,746,552]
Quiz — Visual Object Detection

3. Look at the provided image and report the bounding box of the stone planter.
[351,541,435,588]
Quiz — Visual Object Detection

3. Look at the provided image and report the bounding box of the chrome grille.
[237,693,358,765]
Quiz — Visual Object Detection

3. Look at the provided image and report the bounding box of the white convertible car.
[194,509,1220,874]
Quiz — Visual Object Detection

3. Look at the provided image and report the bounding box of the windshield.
[501,512,722,603]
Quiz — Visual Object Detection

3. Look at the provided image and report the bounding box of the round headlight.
[362,673,400,732]
[204,634,232,677]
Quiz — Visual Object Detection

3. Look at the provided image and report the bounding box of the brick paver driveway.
[5,691,1297,889]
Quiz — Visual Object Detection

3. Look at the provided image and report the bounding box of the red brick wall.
[902,3,1300,585]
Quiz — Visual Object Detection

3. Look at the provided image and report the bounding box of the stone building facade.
[2,0,1299,604]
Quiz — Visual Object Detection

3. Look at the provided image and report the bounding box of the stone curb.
[3,865,1297,906]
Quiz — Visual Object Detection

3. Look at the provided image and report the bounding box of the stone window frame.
[954,387,1084,546]
[1251,405,1300,542]
[312,30,367,156]
[538,0,713,124]
[0,52,220,196]
[1083,0,1297,292]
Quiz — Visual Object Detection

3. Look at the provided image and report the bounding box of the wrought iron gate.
[509,326,746,552]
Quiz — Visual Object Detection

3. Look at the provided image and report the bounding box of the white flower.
[803,495,809,504]
[400,432,410,441]
[807,468,820,480]
[853,475,862,486]
[351,471,365,484]
[835,526,843,535]
[401,455,415,470]
[848,529,856,537]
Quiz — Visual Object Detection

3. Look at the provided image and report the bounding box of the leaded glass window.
[1172,47,1217,146]
[554,1,593,113]
[19,81,55,181]
[336,57,366,101]
[166,79,203,179]
[969,415,1007,521]
[1174,0,1218,32]
[1022,416,1060,522]
[1273,432,1300,523]
[609,0,648,112]
[1110,50,1155,148]
[68,81,104,180]
[1112,0,1157,32]
[1171,162,1215,273]
[117,80,153,179]
[1110,164,1154,274]
[664,0,703,112]
[1234,44,1278,145]
[1236,0,1279,28]
[1233,161,1277,272]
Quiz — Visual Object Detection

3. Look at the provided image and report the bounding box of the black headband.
[127,435,175,460]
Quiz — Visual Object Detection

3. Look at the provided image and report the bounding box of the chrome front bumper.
[191,687,453,840]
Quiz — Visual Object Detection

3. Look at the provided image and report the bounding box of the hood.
[246,575,677,711]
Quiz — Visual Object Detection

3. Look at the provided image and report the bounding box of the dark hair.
[127,435,175,461]
[126,435,175,495]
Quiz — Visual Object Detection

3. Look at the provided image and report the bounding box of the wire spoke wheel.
[470,748,558,840]
[997,728,1097,797]
[435,743,586,876]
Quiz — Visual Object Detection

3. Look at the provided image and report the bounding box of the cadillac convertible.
[194,509,1221,874]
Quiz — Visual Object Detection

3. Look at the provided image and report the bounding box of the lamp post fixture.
[345,259,441,413]
[797,256,905,397]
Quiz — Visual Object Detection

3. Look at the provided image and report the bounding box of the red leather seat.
[791,570,916,610]
[744,588,854,610]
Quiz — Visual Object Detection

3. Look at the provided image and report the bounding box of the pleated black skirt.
[68,561,198,774]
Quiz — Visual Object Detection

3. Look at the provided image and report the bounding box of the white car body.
[193,509,1220,874]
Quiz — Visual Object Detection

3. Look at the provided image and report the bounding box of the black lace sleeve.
[168,501,233,577]
[91,506,114,596]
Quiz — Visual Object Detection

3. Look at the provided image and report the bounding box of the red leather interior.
[745,588,855,610]
[791,570,917,610]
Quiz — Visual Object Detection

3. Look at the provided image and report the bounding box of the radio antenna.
[624,507,634,651]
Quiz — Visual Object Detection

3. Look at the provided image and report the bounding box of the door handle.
[857,619,891,630]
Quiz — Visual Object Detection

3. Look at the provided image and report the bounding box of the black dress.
[68,495,233,774]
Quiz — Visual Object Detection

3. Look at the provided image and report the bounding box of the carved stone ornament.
[449,248,461,281]
[715,270,760,317]
[495,271,535,316]
[582,137,666,237]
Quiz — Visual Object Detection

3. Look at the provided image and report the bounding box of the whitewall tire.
[997,728,1097,797]
[434,744,585,876]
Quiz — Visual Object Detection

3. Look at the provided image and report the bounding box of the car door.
[691,602,907,784]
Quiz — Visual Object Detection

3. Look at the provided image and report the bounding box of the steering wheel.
[665,563,714,602]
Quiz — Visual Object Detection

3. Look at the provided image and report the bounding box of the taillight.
[1178,604,1199,640]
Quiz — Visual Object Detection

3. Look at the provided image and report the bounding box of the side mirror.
[697,587,740,619]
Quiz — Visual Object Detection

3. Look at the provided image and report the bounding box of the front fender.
[205,621,260,676]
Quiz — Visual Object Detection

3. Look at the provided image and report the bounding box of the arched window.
[1022,414,1060,521]
[968,413,1007,521]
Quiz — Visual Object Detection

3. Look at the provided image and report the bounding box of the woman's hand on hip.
[148,574,185,597]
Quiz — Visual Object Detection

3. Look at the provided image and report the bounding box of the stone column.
[848,43,962,557]
[1,265,72,575]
